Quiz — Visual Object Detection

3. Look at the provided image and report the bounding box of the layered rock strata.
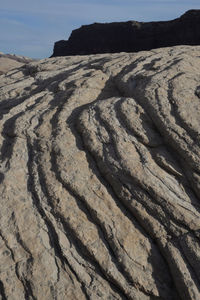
[0,46,200,299]
[52,10,200,57]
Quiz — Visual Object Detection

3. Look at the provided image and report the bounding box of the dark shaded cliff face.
[51,10,200,57]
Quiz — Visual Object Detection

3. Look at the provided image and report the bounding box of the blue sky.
[1,0,200,58]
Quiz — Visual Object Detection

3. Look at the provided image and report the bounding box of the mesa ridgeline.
[52,10,200,57]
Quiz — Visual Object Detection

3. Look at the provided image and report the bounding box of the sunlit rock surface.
[0,53,33,75]
[0,46,200,299]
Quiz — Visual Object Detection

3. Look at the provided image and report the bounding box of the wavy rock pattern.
[0,46,200,299]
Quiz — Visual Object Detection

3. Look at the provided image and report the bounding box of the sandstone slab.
[0,46,200,299]
[0,53,33,75]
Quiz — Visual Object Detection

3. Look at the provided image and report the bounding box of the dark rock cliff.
[51,10,200,57]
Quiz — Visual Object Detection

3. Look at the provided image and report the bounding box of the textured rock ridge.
[0,46,200,299]
[52,10,200,57]
[0,53,34,75]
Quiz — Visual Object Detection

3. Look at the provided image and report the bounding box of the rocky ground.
[0,46,200,299]
[0,53,33,75]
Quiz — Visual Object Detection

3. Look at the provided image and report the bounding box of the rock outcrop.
[0,46,200,299]
[0,53,33,75]
[52,10,200,57]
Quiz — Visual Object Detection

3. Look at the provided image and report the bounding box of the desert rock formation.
[52,10,200,57]
[0,46,200,299]
[0,53,33,75]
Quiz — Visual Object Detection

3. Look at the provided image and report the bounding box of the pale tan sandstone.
[0,46,200,299]
[0,53,33,74]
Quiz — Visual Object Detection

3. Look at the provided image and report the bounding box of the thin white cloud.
[1,0,199,18]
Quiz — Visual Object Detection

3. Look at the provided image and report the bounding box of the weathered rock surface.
[0,45,200,299]
[0,53,33,75]
[52,10,200,57]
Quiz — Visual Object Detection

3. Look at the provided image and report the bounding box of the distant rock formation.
[51,10,200,57]
[0,52,34,74]
[1,46,200,299]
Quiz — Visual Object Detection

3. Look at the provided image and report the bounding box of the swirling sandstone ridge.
[0,46,200,300]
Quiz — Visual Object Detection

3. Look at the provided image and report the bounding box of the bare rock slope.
[0,53,33,75]
[0,46,200,300]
